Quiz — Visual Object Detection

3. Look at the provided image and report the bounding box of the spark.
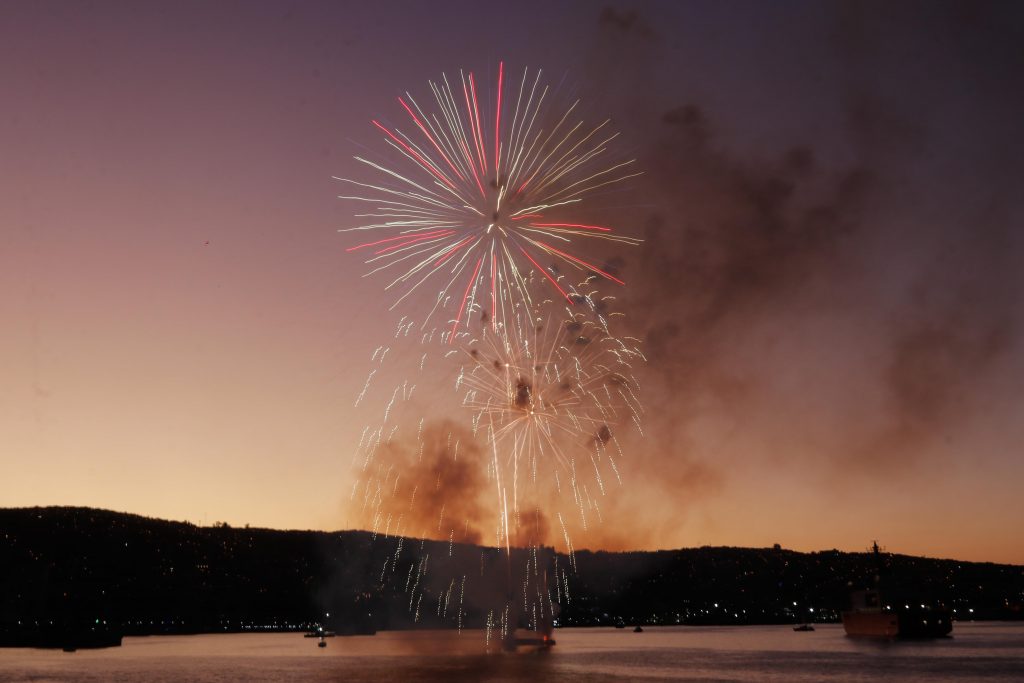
[455,291,642,528]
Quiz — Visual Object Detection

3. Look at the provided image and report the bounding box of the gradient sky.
[3,1,1023,564]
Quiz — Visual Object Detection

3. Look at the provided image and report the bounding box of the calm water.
[2,623,1023,682]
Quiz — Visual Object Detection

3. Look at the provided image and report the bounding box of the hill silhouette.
[2,506,1021,643]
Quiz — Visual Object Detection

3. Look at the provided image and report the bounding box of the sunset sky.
[3,1,1023,564]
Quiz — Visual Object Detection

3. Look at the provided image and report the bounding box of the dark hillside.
[2,507,1020,640]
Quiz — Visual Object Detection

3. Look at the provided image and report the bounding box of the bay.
[2,622,1023,682]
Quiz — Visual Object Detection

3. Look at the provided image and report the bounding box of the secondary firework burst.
[346,279,643,547]
[336,62,642,339]
[455,283,644,539]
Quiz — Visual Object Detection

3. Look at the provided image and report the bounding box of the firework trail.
[343,282,643,641]
[336,62,642,339]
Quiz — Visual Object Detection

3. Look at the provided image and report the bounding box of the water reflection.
[2,624,1024,683]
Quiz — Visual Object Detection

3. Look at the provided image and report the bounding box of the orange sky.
[2,2,1022,565]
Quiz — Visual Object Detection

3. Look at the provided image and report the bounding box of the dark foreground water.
[2,623,1023,682]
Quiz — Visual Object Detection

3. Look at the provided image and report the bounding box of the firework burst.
[336,62,641,339]
[338,64,644,643]
[456,283,644,541]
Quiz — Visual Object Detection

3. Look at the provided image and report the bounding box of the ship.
[841,543,952,639]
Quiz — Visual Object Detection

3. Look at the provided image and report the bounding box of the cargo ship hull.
[842,608,952,639]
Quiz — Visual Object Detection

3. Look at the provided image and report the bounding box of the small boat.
[317,639,327,648]
[502,628,556,651]
[793,624,815,632]
[633,625,644,633]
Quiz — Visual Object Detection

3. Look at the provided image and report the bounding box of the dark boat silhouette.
[505,629,556,650]
[842,543,952,639]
